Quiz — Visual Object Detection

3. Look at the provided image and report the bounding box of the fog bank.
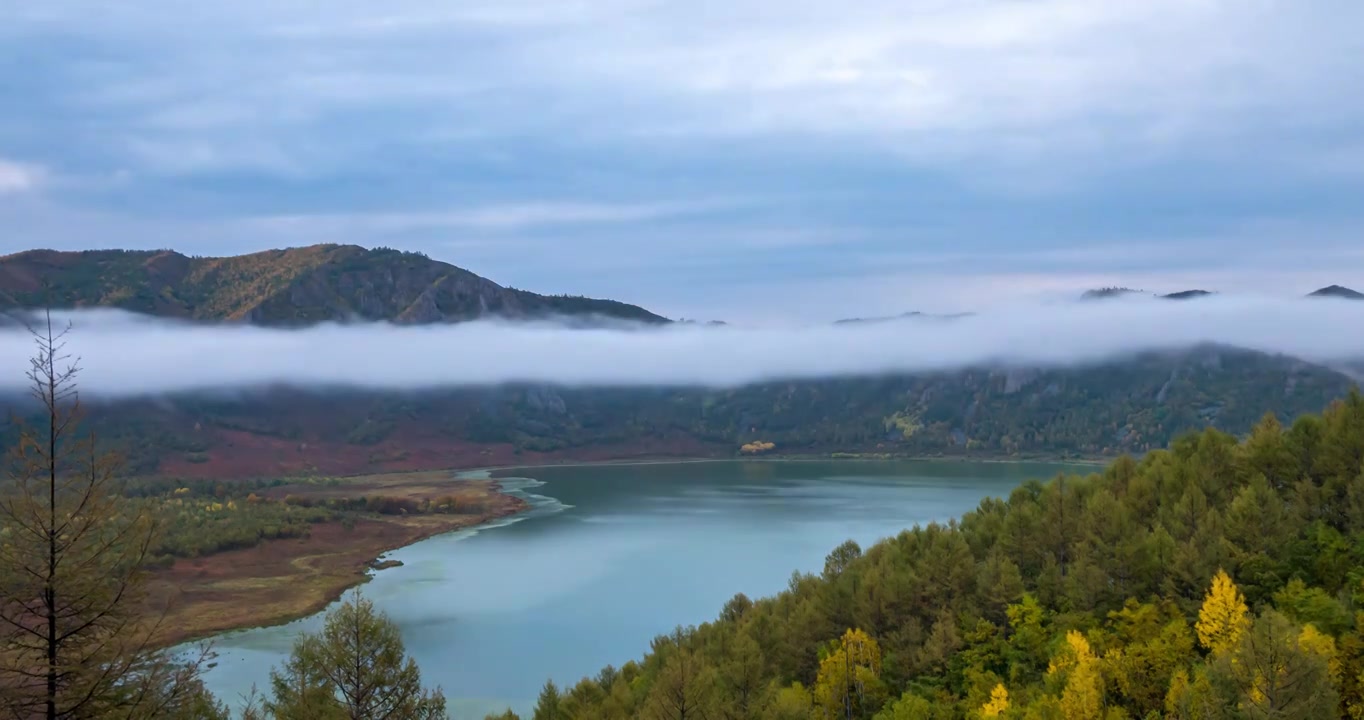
[1,296,1362,397]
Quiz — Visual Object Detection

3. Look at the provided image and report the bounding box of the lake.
[194,459,1091,718]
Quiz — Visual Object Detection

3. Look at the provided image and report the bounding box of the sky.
[2,297,1362,395]
[2,0,1363,323]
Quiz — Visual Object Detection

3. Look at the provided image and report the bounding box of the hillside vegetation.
[0,245,666,325]
[500,391,1364,720]
[34,344,1352,475]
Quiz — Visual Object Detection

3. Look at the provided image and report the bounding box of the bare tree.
[0,310,219,720]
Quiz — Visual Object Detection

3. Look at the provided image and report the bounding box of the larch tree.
[978,684,1009,718]
[765,683,812,720]
[1048,631,1102,720]
[1211,610,1338,720]
[812,628,884,720]
[645,629,716,720]
[532,679,562,720]
[876,692,950,720]
[260,591,446,720]
[0,311,219,720]
[1195,569,1250,656]
[1162,668,1221,720]
[715,631,764,720]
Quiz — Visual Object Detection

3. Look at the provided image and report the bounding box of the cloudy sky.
[2,0,1363,322]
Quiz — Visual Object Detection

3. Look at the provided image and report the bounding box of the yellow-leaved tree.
[1164,667,1220,719]
[1048,631,1102,720]
[1195,569,1250,655]
[1298,624,1340,682]
[979,683,1009,718]
[813,628,885,719]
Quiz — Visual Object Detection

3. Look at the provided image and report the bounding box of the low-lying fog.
[1,295,1362,397]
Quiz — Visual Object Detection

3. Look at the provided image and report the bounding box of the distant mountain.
[1161,290,1214,300]
[1081,285,1364,301]
[1339,361,1364,382]
[1308,285,1364,300]
[1080,287,1145,300]
[834,311,974,325]
[852,289,1222,311]
[1080,287,1215,301]
[0,245,668,326]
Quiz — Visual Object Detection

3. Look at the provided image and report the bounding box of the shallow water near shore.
[193,459,1089,718]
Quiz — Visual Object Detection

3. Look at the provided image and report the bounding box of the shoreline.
[455,451,1111,479]
[161,453,1107,648]
[154,480,530,650]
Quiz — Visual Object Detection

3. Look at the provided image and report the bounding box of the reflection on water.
[193,459,1088,718]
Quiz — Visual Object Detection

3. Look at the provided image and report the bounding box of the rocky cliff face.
[0,245,668,326]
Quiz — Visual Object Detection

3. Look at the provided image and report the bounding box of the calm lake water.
[194,459,1089,718]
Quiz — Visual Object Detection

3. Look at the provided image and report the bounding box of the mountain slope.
[1083,288,1216,301]
[1161,289,1214,300]
[554,394,1364,720]
[833,311,975,324]
[0,245,667,325]
[1309,284,1364,300]
[3,344,1342,477]
[1080,287,1145,300]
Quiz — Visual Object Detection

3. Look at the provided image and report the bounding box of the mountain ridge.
[1161,289,1214,300]
[3,245,1359,328]
[0,245,668,326]
[1309,284,1364,300]
[1078,286,1364,301]
[833,311,975,325]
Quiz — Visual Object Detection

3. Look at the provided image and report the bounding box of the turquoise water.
[193,459,1089,718]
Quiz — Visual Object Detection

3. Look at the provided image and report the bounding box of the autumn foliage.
[502,391,1364,720]
[740,441,776,455]
[1196,569,1250,655]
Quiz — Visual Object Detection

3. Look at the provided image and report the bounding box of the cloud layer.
[2,297,1362,398]
[0,159,43,195]
[12,0,1361,163]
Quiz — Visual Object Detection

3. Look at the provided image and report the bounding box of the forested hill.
[0,245,667,325]
[506,392,1364,720]
[21,344,1351,477]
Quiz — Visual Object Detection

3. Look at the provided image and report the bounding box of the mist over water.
[2,296,1363,397]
